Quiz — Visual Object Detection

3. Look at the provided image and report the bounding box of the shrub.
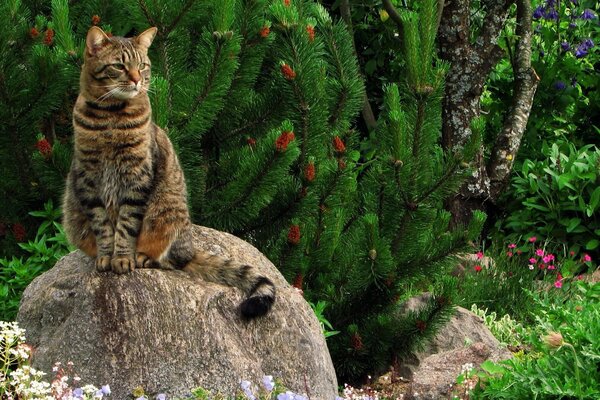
[0,201,74,321]
[469,280,600,399]
[496,141,600,260]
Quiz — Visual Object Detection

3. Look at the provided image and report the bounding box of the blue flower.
[101,385,111,396]
[580,9,596,20]
[582,38,594,49]
[561,42,570,51]
[554,81,566,90]
[533,6,545,19]
[240,380,252,390]
[73,388,84,399]
[569,21,577,29]
[545,8,559,20]
[277,392,295,400]
[156,395,166,400]
[94,390,104,399]
[545,0,556,7]
[261,375,275,391]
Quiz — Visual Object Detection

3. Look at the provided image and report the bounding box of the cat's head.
[81,27,157,101]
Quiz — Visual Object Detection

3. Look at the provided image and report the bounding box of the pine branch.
[165,0,197,35]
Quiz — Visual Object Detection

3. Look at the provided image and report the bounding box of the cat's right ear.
[86,26,110,56]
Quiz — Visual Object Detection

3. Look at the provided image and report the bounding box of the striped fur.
[62,27,275,318]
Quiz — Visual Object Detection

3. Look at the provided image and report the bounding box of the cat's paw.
[136,253,159,269]
[95,256,112,272]
[111,256,136,274]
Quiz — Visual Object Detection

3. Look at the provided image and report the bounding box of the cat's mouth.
[110,83,144,100]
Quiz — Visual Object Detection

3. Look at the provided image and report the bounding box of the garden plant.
[0,0,598,398]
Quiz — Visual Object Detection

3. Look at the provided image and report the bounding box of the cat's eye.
[110,63,126,71]
[139,63,149,70]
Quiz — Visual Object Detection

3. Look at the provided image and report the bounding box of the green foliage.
[470,304,529,348]
[308,300,340,338]
[0,201,74,321]
[496,141,600,259]
[471,281,600,400]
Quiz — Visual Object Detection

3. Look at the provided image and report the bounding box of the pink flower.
[548,265,556,270]
[582,254,592,263]
[539,264,546,270]
[535,249,545,257]
[543,254,555,263]
[576,275,584,280]
[508,243,517,249]
[476,251,484,260]
[554,273,563,288]
[529,236,537,243]
[570,251,575,256]
[529,257,537,264]
[507,251,513,257]
[554,280,563,288]
[474,265,482,273]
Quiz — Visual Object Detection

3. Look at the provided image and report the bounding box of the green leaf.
[566,218,581,233]
[585,239,599,250]
[480,360,505,375]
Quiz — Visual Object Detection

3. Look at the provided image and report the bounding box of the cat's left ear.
[135,27,158,50]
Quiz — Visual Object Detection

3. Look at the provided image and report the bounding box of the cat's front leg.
[86,206,115,272]
[112,200,146,274]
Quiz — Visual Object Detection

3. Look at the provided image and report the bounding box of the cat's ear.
[135,27,158,50]
[86,26,110,55]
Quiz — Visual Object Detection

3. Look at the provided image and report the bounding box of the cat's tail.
[182,252,276,319]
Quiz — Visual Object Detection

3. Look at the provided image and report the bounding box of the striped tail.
[182,252,276,318]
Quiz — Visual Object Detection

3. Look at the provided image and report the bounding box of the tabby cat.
[62,26,275,318]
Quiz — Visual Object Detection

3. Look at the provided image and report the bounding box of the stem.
[562,343,582,400]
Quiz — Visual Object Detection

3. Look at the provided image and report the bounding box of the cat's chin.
[113,89,141,100]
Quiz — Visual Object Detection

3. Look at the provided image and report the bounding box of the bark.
[340,0,378,131]
[438,0,511,225]
[487,0,540,200]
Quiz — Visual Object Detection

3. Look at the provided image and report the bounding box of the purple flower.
[561,41,570,51]
[261,375,275,391]
[582,38,594,49]
[101,385,111,395]
[554,81,567,90]
[73,388,84,399]
[539,50,545,57]
[277,393,295,400]
[94,390,104,399]
[571,77,578,87]
[533,6,545,19]
[569,21,577,29]
[580,9,597,20]
[545,8,559,20]
[156,395,166,400]
[545,0,556,7]
[575,47,588,57]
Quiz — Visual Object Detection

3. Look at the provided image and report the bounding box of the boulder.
[17,225,338,399]
[395,293,512,399]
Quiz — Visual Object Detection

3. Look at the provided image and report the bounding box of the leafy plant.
[470,281,600,399]
[470,305,529,349]
[0,200,74,321]
[497,141,600,259]
[308,300,340,338]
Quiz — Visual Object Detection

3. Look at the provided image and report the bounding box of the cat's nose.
[128,70,141,84]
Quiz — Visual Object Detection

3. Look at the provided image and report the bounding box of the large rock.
[396,294,512,380]
[17,225,338,399]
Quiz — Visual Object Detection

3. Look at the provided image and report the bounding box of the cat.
[62,26,275,318]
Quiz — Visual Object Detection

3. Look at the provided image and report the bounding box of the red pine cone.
[247,137,256,147]
[287,224,300,245]
[35,137,52,157]
[284,0,291,5]
[275,131,295,152]
[281,63,296,80]
[300,186,308,198]
[337,159,346,170]
[304,162,315,182]
[30,27,39,38]
[306,25,315,42]
[333,136,346,153]
[350,333,363,350]
[92,15,101,26]
[44,29,54,45]
[416,320,427,333]
[260,26,270,38]
[12,223,26,242]
[292,273,303,290]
